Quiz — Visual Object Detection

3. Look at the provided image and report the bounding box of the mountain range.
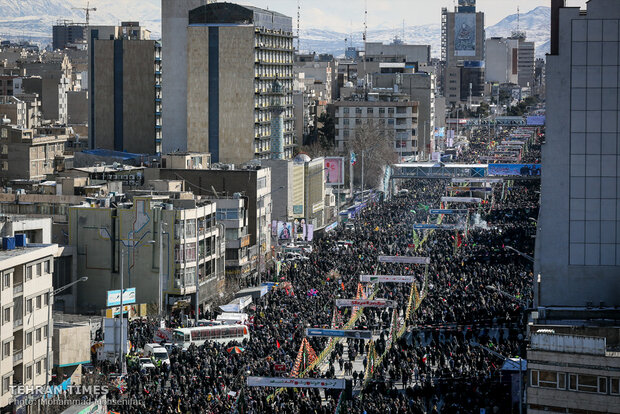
[0,1,550,59]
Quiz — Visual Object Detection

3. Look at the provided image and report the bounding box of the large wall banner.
[454,13,477,56]
[324,157,345,185]
[247,377,346,389]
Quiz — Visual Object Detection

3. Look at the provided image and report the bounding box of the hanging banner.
[452,178,503,183]
[377,255,430,264]
[324,157,345,185]
[429,209,468,215]
[487,163,541,177]
[413,224,456,230]
[306,328,372,339]
[441,197,482,203]
[360,275,415,283]
[446,186,492,192]
[335,299,397,308]
[247,377,346,389]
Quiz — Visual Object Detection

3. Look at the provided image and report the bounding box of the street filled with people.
[84,127,542,413]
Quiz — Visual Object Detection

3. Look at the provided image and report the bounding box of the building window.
[43,325,48,338]
[531,370,539,387]
[2,375,9,395]
[44,260,50,274]
[2,307,9,325]
[598,377,607,394]
[26,299,32,314]
[558,372,566,389]
[36,328,41,343]
[36,295,41,309]
[26,332,32,347]
[2,341,9,359]
[26,365,32,381]
[36,361,41,376]
[2,273,9,289]
[36,263,41,277]
[26,266,32,280]
[44,292,49,306]
[611,378,619,395]
[343,108,349,114]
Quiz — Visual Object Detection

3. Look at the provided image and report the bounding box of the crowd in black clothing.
[88,132,541,413]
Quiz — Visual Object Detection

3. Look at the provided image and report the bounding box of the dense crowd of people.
[87,127,542,413]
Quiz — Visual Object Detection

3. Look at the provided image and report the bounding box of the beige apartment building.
[1,243,56,409]
[0,125,70,182]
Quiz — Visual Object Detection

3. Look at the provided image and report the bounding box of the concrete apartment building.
[164,1,294,163]
[68,195,224,313]
[148,165,272,271]
[527,330,620,413]
[334,95,420,160]
[20,56,72,124]
[0,124,70,182]
[260,159,305,223]
[0,243,56,409]
[359,41,431,81]
[89,22,162,154]
[441,0,485,106]
[371,72,436,159]
[0,95,40,129]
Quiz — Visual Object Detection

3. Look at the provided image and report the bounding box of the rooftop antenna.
[517,6,520,32]
[296,0,300,52]
[402,19,405,42]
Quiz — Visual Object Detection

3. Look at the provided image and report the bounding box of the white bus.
[172,325,250,349]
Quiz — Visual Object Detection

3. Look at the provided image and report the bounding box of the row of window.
[342,107,406,115]
[530,369,619,395]
[2,292,50,325]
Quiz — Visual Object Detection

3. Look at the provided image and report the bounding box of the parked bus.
[172,325,250,349]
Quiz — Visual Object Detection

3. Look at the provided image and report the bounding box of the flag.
[341,281,345,291]
[422,354,428,364]
[350,152,357,165]
[276,340,281,349]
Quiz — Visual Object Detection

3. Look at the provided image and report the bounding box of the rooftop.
[0,243,56,262]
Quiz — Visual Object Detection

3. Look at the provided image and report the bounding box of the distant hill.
[0,1,549,59]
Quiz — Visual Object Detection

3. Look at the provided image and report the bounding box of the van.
[144,343,170,365]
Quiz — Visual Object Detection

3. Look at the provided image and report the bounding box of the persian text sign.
[247,377,346,389]
[360,275,415,283]
[335,299,397,308]
[377,255,430,264]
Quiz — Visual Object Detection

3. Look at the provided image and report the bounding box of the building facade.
[185,2,295,163]
[527,330,620,413]
[89,22,162,154]
[68,195,225,314]
[0,125,70,182]
[485,37,520,84]
[52,21,87,51]
[0,244,56,409]
[334,98,420,159]
[535,0,620,311]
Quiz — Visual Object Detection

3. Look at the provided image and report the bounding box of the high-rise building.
[485,37,520,84]
[169,2,294,163]
[52,20,87,50]
[89,22,162,154]
[161,0,207,155]
[535,0,620,312]
[441,0,485,106]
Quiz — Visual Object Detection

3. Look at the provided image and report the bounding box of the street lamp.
[45,276,89,386]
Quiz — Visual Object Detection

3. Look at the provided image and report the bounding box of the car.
[139,357,156,371]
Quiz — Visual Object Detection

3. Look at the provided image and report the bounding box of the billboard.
[106,288,136,307]
[454,13,477,56]
[487,164,541,177]
[324,157,345,185]
[526,115,546,126]
[247,377,346,389]
[306,328,372,339]
[275,221,293,240]
[293,220,314,242]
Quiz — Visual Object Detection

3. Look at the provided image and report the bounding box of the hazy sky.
[238,0,588,30]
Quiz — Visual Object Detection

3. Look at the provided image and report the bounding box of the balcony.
[13,350,22,364]
[13,283,23,294]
